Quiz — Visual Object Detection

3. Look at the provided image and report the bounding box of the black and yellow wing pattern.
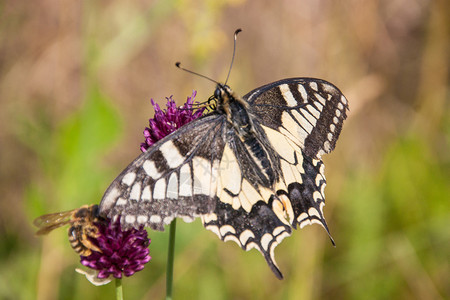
[99,77,348,279]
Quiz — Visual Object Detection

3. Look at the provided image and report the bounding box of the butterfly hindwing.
[100,114,227,230]
[254,123,331,234]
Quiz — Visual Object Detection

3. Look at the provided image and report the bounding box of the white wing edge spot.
[308,207,321,219]
[122,172,136,186]
[206,225,221,238]
[319,202,325,213]
[202,213,218,223]
[311,219,324,227]
[261,233,273,251]
[150,215,161,223]
[276,231,290,244]
[239,230,255,246]
[137,215,148,224]
[224,235,241,246]
[219,225,236,236]
[130,183,141,200]
[125,215,136,224]
[319,162,325,175]
[182,216,194,223]
[159,140,185,168]
[315,174,322,186]
[320,183,326,197]
[272,226,286,237]
[322,83,335,93]
[245,242,261,252]
[330,124,336,132]
[297,212,308,222]
[163,216,173,225]
[116,198,127,206]
[102,187,121,210]
[313,191,323,203]
[299,219,312,229]
[143,160,162,179]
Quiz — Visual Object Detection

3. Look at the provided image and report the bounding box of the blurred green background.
[0,0,448,299]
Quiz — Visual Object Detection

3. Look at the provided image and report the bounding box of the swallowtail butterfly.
[99,34,349,279]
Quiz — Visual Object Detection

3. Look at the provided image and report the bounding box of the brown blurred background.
[0,0,448,299]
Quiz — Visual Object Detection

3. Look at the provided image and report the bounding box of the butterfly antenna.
[175,62,219,85]
[224,28,242,85]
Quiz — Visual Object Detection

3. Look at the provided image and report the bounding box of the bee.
[34,204,103,256]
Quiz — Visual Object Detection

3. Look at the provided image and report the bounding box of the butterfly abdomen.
[243,136,275,181]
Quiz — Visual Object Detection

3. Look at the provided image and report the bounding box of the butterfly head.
[214,83,229,98]
[214,83,237,106]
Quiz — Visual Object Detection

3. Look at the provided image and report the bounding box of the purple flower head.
[80,218,151,279]
[140,91,205,152]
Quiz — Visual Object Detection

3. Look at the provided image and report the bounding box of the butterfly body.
[99,77,348,279]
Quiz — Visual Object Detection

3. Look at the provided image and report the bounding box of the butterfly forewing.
[100,114,227,230]
[247,78,349,159]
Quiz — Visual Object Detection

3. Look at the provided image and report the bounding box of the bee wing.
[33,210,75,235]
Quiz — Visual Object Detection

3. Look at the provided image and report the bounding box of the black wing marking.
[246,77,349,159]
[202,199,292,279]
[99,114,227,230]
[280,154,332,238]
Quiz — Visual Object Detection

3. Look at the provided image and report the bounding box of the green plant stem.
[166,219,177,300]
[115,278,123,300]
